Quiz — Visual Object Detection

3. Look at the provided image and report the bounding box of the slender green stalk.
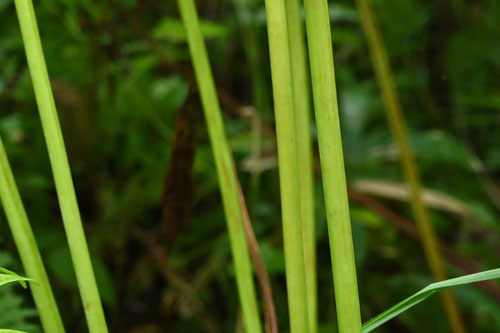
[284,1,316,332]
[232,0,271,118]
[355,1,465,332]
[302,0,362,332]
[263,0,310,331]
[176,1,262,332]
[232,0,271,212]
[0,136,65,333]
[14,1,108,332]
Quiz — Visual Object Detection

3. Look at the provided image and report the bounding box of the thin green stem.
[0,136,65,333]
[176,1,262,332]
[232,0,271,213]
[14,1,108,332]
[302,0,362,332]
[263,0,310,331]
[284,1,316,332]
[233,0,271,118]
[355,1,465,332]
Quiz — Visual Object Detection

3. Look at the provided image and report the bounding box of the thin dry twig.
[236,179,279,333]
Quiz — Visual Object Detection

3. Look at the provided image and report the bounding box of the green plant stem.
[232,0,271,118]
[263,0,310,331]
[176,1,262,332]
[302,0,362,332]
[13,1,108,332]
[284,1,316,332]
[232,0,271,213]
[355,1,466,332]
[0,136,65,333]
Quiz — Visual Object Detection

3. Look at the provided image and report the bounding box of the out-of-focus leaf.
[92,257,117,306]
[258,241,285,275]
[46,246,116,305]
[351,221,367,266]
[409,131,471,168]
[153,17,229,42]
[0,0,12,13]
[150,75,189,111]
[340,85,370,162]
[329,3,359,22]
[47,245,76,285]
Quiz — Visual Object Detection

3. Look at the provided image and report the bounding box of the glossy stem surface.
[302,0,362,331]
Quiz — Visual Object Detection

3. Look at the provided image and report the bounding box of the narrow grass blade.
[302,0,362,331]
[355,0,465,331]
[176,1,262,332]
[263,0,310,331]
[13,1,108,332]
[0,330,29,333]
[363,268,500,332]
[284,1,317,331]
[0,137,65,332]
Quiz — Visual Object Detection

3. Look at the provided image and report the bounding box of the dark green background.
[0,0,499,331]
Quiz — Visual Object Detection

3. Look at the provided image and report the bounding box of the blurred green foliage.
[0,0,498,332]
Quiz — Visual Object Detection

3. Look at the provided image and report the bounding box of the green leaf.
[0,330,29,333]
[0,268,35,289]
[153,17,229,42]
[409,131,472,169]
[0,0,12,13]
[362,268,500,332]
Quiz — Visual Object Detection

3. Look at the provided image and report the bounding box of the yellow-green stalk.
[232,0,271,211]
[355,1,465,332]
[0,135,65,333]
[176,0,262,332]
[302,0,362,332]
[263,0,310,331]
[14,1,108,332]
[284,0,316,331]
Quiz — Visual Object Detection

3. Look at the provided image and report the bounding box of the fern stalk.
[0,136,65,333]
[302,0,362,332]
[176,1,262,332]
[355,1,466,332]
[263,0,310,331]
[284,0,317,332]
[13,1,108,332]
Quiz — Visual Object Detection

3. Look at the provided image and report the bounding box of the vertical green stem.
[0,136,65,333]
[232,0,271,212]
[284,1,316,332]
[355,1,465,332]
[302,0,362,332]
[14,1,108,332]
[176,1,262,332]
[263,0,310,331]
[233,0,271,117]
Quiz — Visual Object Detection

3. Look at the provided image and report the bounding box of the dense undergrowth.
[0,0,499,332]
